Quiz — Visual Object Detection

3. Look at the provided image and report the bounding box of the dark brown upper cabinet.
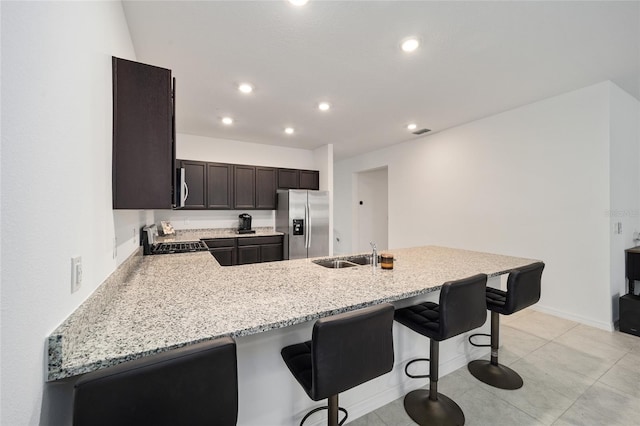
[181,160,206,209]
[277,168,320,190]
[112,57,174,209]
[233,165,256,209]
[180,160,233,209]
[299,170,320,190]
[176,160,318,210]
[255,167,277,209]
[277,168,299,189]
[207,163,234,209]
[233,165,276,210]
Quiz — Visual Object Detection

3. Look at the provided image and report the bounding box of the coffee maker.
[238,213,255,234]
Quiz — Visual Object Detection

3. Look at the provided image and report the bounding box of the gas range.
[151,241,208,255]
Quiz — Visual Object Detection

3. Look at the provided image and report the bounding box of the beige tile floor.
[349,309,640,426]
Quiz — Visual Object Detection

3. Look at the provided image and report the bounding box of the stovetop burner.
[151,241,208,255]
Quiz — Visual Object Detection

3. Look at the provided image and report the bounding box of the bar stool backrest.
[310,303,395,400]
[505,262,545,314]
[438,274,488,340]
[73,337,238,426]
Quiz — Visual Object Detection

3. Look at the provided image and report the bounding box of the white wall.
[609,84,640,317]
[313,144,334,255]
[0,2,146,425]
[335,82,626,330]
[356,167,389,252]
[160,133,332,230]
[177,133,316,168]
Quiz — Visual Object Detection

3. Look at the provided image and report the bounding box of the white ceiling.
[122,1,640,160]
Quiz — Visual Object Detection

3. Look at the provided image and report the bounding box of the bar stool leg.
[468,311,523,390]
[328,395,338,426]
[404,340,465,426]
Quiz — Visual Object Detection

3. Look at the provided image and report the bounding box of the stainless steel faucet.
[370,242,378,267]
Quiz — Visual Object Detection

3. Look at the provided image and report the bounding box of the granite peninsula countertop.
[47,245,538,381]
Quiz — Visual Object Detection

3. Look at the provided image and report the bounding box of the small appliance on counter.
[141,224,207,255]
[237,213,255,234]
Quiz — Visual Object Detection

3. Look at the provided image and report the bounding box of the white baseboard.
[532,305,614,331]
[306,344,489,426]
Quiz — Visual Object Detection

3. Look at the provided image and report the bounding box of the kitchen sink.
[312,255,375,269]
[313,259,359,269]
[345,255,374,265]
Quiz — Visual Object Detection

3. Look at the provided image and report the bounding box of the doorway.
[356,167,388,252]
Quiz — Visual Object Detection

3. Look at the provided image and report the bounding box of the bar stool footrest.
[404,389,465,426]
[467,359,523,390]
[404,358,431,379]
[468,333,491,347]
[299,406,348,426]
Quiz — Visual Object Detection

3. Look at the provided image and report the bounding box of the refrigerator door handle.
[307,201,312,249]
[304,203,311,248]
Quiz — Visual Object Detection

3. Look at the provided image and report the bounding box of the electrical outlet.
[133,227,137,246]
[71,256,82,293]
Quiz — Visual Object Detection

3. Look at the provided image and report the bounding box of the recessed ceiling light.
[407,123,417,131]
[238,83,253,94]
[221,117,233,125]
[284,127,295,135]
[288,0,309,6]
[401,37,420,53]
[318,102,331,111]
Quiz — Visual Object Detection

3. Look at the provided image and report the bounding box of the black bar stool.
[73,337,238,426]
[281,303,395,426]
[467,262,545,390]
[394,274,488,426]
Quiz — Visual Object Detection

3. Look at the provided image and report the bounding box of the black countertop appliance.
[238,213,255,234]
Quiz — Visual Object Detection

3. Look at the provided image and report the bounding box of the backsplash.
[155,209,275,230]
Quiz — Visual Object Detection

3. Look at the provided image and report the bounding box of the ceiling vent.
[412,128,431,135]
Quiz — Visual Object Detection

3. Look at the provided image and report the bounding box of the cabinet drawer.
[202,238,236,248]
[237,235,283,246]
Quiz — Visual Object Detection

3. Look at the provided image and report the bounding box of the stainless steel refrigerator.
[276,189,330,260]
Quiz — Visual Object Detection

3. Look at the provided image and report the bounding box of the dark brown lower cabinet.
[237,235,283,265]
[209,247,236,266]
[260,244,283,263]
[203,238,237,266]
[237,245,260,265]
[203,235,283,266]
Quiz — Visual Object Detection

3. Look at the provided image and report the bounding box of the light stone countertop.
[47,245,538,381]
[155,227,283,243]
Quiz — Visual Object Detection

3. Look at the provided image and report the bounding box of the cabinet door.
[181,160,206,209]
[234,165,256,209]
[277,168,299,189]
[260,244,283,263]
[207,163,233,209]
[299,170,320,190]
[255,167,277,210]
[237,245,260,265]
[112,57,173,209]
[209,247,236,266]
